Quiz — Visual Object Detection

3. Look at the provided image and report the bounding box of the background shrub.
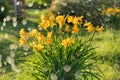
[50,0,118,26]
[0,0,9,20]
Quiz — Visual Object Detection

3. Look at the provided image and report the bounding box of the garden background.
[0,0,120,80]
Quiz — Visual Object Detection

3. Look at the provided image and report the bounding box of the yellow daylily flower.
[20,29,25,35]
[72,24,79,33]
[19,37,26,45]
[73,17,79,25]
[84,22,93,28]
[84,22,94,32]
[30,29,38,36]
[96,26,104,32]
[37,33,45,41]
[40,20,51,30]
[56,15,65,29]
[86,26,94,32]
[78,16,84,23]
[35,44,44,51]
[66,15,74,23]
[46,39,52,45]
[62,38,73,48]
[49,12,56,27]
[47,31,52,38]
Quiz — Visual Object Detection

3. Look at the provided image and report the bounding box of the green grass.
[25,9,49,23]
[92,29,120,80]
[0,8,120,80]
[0,19,38,79]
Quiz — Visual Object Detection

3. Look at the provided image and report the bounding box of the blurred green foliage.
[26,0,51,9]
[0,0,9,20]
[51,0,119,26]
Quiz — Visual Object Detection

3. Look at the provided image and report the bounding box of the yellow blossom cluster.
[84,22,104,32]
[19,29,53,51]
[39,12,104,33]
[102,7,120,16]
[19,12,104,51]
[39,12,84,33]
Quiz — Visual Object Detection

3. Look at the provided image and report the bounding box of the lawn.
[0,1,120,80]
[0,16,120,80]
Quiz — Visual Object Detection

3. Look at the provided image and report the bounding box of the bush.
[50,0,116,26]
[18,12,104,80]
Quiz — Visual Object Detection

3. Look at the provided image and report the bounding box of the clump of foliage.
[18,12,104,80]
